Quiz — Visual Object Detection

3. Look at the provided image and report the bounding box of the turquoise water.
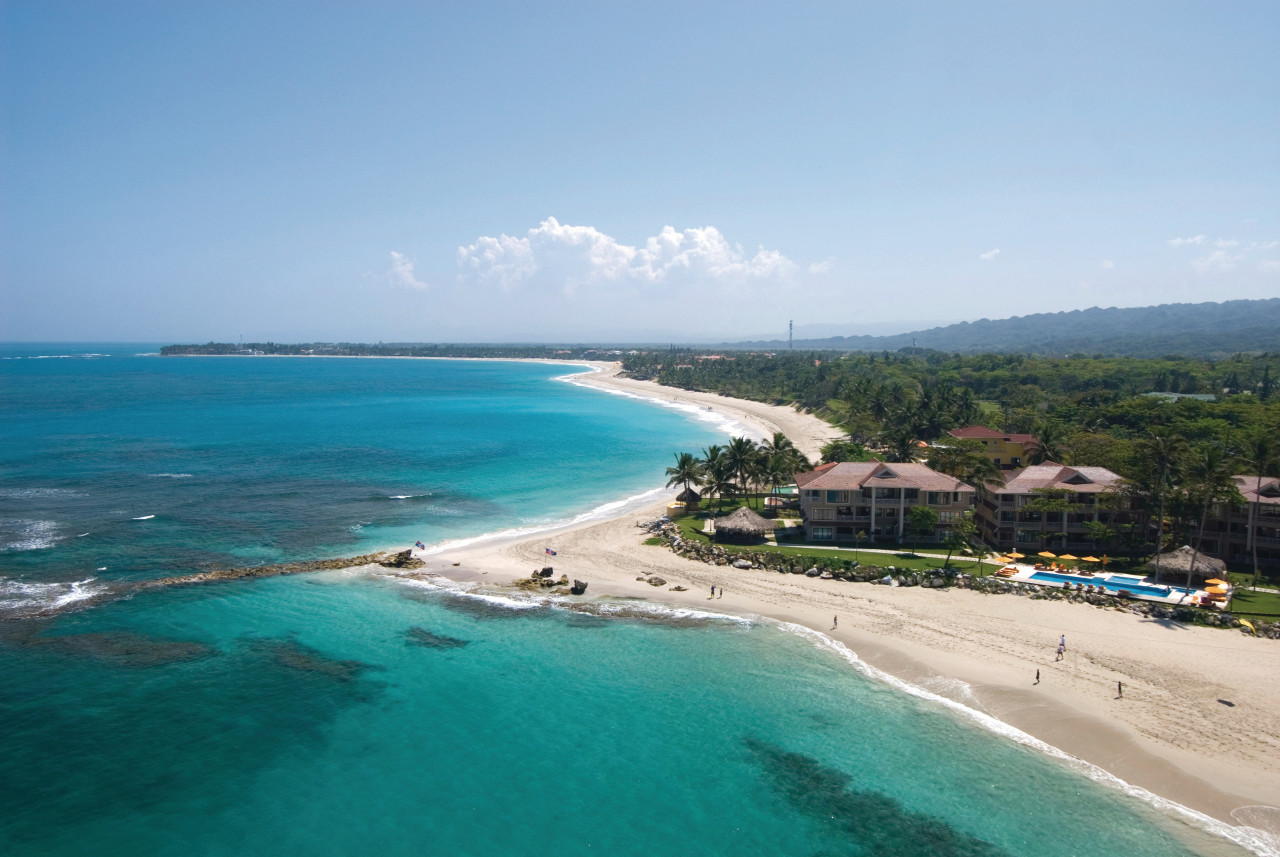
[0,347,1260,856]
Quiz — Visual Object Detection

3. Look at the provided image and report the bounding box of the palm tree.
[1026,421,1069,465]
[1240,431,1277,590]
[701,444,731,510]
[881,425,920,463]
[664,452,704,495]
[1134,429,1189,582]
[724,436,760,508]
[1182,443,1240,598]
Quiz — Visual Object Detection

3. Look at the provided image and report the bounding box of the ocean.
[0,345,1264,856]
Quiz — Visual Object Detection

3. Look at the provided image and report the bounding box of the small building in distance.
[946,426,1038,470]
[974,462,1129,552]
[795,462,973,545]
[1196,475,1280,570]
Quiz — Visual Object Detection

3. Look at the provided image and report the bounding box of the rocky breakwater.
[510,567,590,596]
[141,549,425,590]
[641,519,1280,639]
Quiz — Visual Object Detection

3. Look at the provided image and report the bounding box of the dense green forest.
[728,298,1280,358]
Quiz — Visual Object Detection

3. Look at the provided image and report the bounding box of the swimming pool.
[1027,571,1194,599]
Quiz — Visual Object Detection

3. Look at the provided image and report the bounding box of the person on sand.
[710,585,715,598]
[832,616,838,630]
[1056,643,1064,662]
[1117,681,1123,699]
[1035,669,1040,684]
[718,587,723,599]
[1060,634,1066,651]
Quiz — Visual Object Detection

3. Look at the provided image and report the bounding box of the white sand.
[405,365,1280,840]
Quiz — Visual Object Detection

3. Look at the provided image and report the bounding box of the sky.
[2,1,1277,344]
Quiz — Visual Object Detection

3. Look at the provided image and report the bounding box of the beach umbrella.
[993,555,1012,563]
[1058,554,1079,561]
[1038,551,1057,558]
[1081,556,1100,563]
[1204,577,1230,586]
[1007,551,1025,559]
[1205,586,1228,595]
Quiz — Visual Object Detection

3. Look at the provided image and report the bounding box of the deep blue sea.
[0,345,1265,856]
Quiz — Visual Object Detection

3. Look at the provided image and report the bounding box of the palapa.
[713,506,777,543]
[1146,545,1227,580]
[675,487,702,508]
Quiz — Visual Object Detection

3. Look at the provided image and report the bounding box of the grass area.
[671,502,990,573]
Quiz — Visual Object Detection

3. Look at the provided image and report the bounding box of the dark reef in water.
[744,737,1009,857]
[144,549,423,590]
[0,620,214,667]
[246,638,380,683]
[405,626,469,649]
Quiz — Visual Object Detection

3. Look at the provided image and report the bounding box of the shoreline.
[400,367,1279,853]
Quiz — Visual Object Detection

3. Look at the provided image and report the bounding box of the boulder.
[647,576,667,587]
[570,579,588,595]
[732,559,752,569]
[805,567,821,577]
[538,567,554,578]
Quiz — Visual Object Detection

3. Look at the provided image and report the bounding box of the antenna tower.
[789,320,793,350]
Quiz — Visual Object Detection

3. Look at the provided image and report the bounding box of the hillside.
[727,299,1280,358]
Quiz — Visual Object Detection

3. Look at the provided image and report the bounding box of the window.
[836,526,853,536]
[811,508,833,521]
[927,491,944,505]
[826,490,851,504]
[938,510,961,523]
[904,488,918,500]
[812,526,833,540]
[993,458,1001,466]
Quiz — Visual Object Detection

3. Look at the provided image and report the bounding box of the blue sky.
[3,1,1276,343]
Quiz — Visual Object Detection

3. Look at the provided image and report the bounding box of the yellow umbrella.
[992,556,1012,564]
[1081,556,1100,563]
[1038,551,1057,559]
[1058,554,1079,561]
[1007,551,1025,559]
[1204,578,1230,586]
[1205,586,1228,594]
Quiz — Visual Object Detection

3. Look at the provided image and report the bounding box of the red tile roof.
[947,426,1037,444]
[796,462,973,493]
[986,462,1123,495]
[1234,475,1280,505]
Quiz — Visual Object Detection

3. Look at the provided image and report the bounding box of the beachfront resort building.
[795,462,974,544]
[946,426,1037,470]
[1194,475,1280,570]
[974,462,1130,552]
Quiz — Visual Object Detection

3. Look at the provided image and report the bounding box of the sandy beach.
[409,366,1280,848]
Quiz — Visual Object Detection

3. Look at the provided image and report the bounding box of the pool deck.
[997,564,1226,608]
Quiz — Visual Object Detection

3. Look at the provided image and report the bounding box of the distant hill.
[726,299,1280,358]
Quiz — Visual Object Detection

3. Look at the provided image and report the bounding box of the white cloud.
[808,259,835,275]
[1100,260,1114,269]
[1167,235,1206,246]
[387,251,428,291]
[979,248,1000,261]
[1192,249,1244,273]
[456,217,799,292]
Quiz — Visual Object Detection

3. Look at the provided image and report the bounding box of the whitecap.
[149,473,193,479]
[0,487,80,500]
[132,514,156,521]
[388,493,432,500]
[0,577,107,617]
[0,519,59,551]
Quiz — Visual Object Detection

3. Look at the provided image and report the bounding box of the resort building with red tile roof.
[973,462,1131,552]
[945,426,1037,469]
[795,462,974,544]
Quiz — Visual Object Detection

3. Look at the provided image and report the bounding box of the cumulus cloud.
[456,217,799,292]
[979,248,1000,261]
[387,251,428,290]
[1173,238,1279,274]
[1100,260,1115,269]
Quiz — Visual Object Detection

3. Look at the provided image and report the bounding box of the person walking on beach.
[1055,643,1065,662]
[1035,669,1040,685]
[1060,634,1066,651]
[1117,681,1123,699]
[718,587,723,599]
[832,616,838,630]
[710,585,715,598]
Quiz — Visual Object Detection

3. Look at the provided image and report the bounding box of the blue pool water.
[0,345,1261,857]
[1028,571,1194,598]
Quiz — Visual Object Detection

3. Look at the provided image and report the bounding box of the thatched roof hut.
[714,506,776,543]
[675,487,701,508]
[1147,545,1227,581]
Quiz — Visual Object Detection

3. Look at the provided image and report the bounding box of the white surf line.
[767,617,1280,857]
[555,365,764,444]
